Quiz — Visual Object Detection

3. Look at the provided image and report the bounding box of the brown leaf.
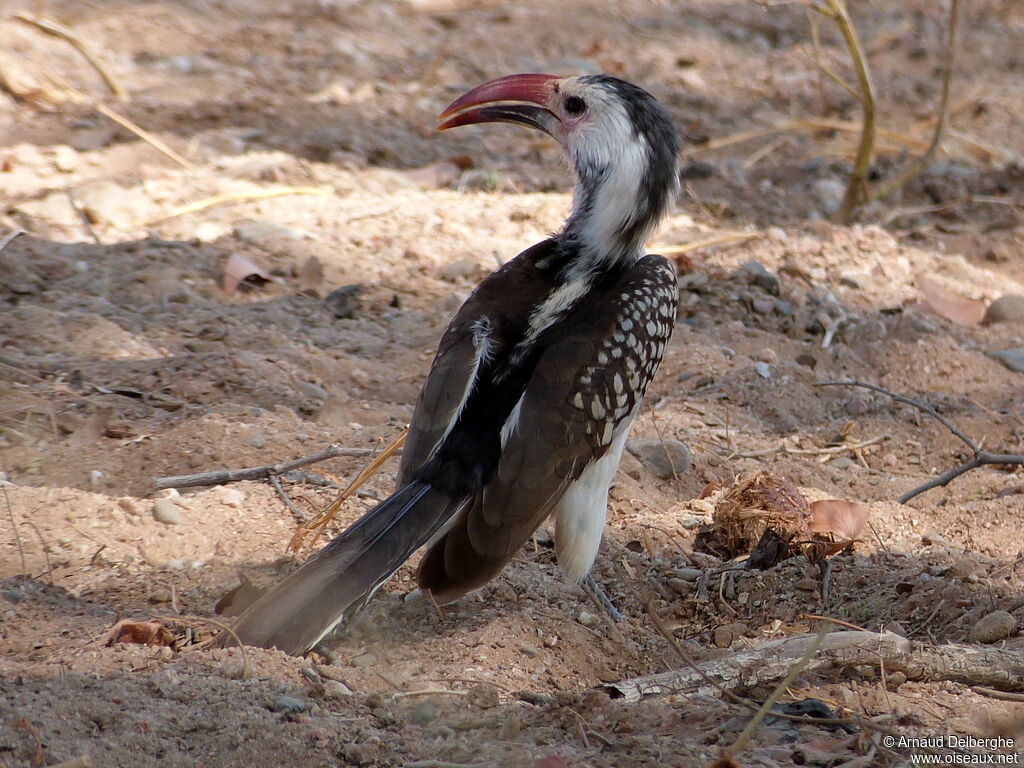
[533,758,569,768]
[105,619,175,647]
[809,499,870,540]
[297,254,323,295]
[917,276,987,325]
[222,253,271,294]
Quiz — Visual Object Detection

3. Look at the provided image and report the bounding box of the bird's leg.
[582,573,624,621]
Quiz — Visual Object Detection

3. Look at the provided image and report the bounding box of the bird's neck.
[557,144,674,282]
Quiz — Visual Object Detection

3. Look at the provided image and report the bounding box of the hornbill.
[216,73,681,655]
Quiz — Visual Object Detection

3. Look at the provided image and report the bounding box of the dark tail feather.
[214,481,463,655]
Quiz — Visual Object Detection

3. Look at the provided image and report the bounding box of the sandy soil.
[2,1,1024,766]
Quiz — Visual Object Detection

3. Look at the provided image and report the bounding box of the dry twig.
[154,443,378,489]
[13,11,128,101]
[3,484,27,576]
[871,0,960,201]
[818,381,1024,503]
[147,186,332,224]
[0,228,26,253]
[650,231,759,256]
[812,0,876,223]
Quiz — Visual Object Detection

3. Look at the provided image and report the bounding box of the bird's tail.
[213,480,464,655]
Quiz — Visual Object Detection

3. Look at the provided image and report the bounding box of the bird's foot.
[582,574,625,621]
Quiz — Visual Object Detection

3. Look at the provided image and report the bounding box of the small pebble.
[680,160,716,179]
[323,679,354,698]
[983,295,1024,325]
[577,610,601,628]
[886,671,907,688]
[734,260,780,296]
[970,610,1017,644]
[712,622,747,648]
[987,348,1024,373]
[152,499,183,525]
[271,695,308,715]
[674,568,703,582]
[2,589,25,604]
[298,381,328,401]
[811,177,845,216]
[323,284,364,319]
[754,361,771,379]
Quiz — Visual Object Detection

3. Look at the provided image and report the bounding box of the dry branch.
[871,0,960,202]
[154,443,379,489]
[813,0,876,223]
[818,381,1024,503]
[600,630,1024,702]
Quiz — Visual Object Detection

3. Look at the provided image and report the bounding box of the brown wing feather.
[397,241,561,487]
[419,255,677,602]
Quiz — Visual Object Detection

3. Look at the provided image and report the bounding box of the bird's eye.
[564,96,587,116]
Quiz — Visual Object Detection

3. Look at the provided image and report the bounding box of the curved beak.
[438,73,562,137]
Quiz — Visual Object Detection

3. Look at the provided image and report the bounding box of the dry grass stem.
[149,186,332,223]
[812,0,875,223]
[14,11,128,101]
[651,231,759,255]
[3,484,27,576]
[726,626,828,756]
[290,428,408,553]
[93,102,195,169]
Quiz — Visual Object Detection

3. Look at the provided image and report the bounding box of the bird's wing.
[418,255,678,600]
[397,240,557,486]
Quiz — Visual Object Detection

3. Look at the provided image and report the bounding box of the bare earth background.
[1,1,1024,766]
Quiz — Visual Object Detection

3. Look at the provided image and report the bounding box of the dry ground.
[2,1,1024,766]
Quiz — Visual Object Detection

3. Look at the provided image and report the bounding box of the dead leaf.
[105,619,175,647]
[222,253,271,294]
[533,758,569,768]
[917,276,987,325]
[809,499,870,540]
[297,254,323,295]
